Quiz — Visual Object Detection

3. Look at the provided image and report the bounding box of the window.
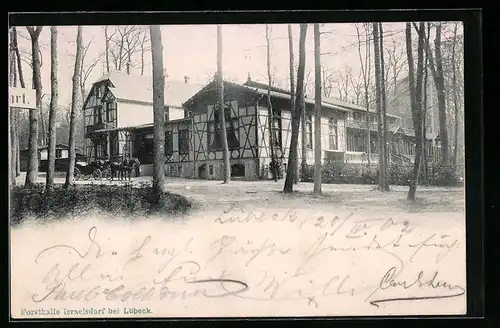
[106,102,117,125]
[55,149,62,159]
[94,105,103,124]
[164,106,169,122]
[306,115,313,149]
[164,131,173,156]
[84,107,93,127]
[178,124,190,155]
[353,112,364,121]
[208,105,239,150]
[329,118,338,150]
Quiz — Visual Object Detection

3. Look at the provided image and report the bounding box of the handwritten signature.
[367,266,466,307]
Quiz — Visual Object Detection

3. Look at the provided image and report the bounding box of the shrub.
[430,164,462,186]
[9,184,192,226]
[388,163,413,186]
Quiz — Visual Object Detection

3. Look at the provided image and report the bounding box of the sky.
[12,22,462,108]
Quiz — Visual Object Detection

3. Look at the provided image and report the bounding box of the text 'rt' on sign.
[9,87,36,109]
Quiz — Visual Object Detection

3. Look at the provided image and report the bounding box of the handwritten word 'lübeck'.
[30,209,463,309]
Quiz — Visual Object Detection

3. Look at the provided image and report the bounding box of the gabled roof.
[93,71,203,108]
[183,79,352,113]
[242,79,400,119]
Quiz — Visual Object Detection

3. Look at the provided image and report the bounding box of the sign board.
[9,87,37,109]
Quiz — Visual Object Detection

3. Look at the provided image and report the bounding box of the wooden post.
[107,131,111,160]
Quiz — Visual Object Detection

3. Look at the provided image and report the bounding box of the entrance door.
[231,164,245,178]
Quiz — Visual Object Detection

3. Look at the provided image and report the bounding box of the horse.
[120,157,141,181]
[103,158,140,181]
[103,160,123,181]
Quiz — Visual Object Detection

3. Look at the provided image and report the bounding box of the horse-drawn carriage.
[74,158,141,181]
[74,160,106,181]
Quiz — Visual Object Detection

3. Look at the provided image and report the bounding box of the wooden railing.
[85,122,107,136]
[344,151,379,164]
[345,119,379,131]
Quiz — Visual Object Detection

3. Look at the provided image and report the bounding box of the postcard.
[9,20,467,319]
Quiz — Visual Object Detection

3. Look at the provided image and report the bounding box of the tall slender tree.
[265,25,278,182]
[46,26,58,190]
[300,32,309,182]
[25,26,43,188]
[284,24,308,193]
[355,23,372,167]
[217,25,231,183]
[287,24,298,184]
[372,23,385,191]
[64,26,83,189]
[12,27,24,177]
[379,23,390,191]
[421,23,430,185]
[9,28,15,187]
[313,24,322,195]
[414,23,449,165]
[149,24,166,199]
[451,22,459,166]
[406,23,425,201]
[433,23,449,165]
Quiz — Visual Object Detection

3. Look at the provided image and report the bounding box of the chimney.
[184,76,190,84]
[247,72,252,83]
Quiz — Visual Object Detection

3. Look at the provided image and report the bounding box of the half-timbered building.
[82,72,436,180]
[176,78,433,180]
[82,71,202,175]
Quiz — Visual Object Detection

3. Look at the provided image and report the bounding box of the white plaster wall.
[117,102,153,128]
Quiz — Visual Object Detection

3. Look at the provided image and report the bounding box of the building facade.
[82,73,433,180]
[82,71,201,175]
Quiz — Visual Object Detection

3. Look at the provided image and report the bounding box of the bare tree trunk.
[284,24,308,193]
[46,27,58,190]
[25,26,43,188]
[217,25,231,184]
[379,23,390,191]
[12,28,23,177]
[105,26,110,73]
[355,23,372,167]
[301,88,307,182]
[39,104,46,146]
[287,24,298,184]
[13,29,25,90]
[406,23,425,201]
[372,23,385,191]
[265,25,278,182]
[64,26,83,189]
[421,31,429,185]
[313,24,322,195]
[150,25,166,199]
[434,24,449,165]
[451,22,459,166]
[414,23,449,166]
[140,32,147,76]
[16,132,21,176]
[127,51,131,74]
[9,28,15,187]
